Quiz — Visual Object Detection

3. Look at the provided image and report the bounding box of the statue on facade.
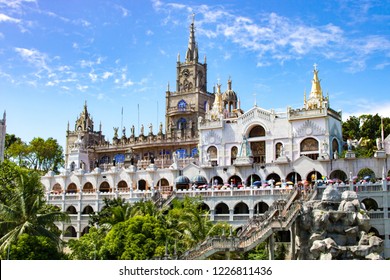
[122,126,126,137]
[140,124,144,135]
[159,122,163,134]
[347,139,352,151]
[149,123,153,134]
[113,127,119,138]
[131,125,135,136]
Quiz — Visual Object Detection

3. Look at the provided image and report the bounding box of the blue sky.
[1,0,390,150]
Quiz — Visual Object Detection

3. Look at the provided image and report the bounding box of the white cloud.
[154,1,390,72]
[0,13,20,23]
[76,84,88,92]
[102,71,113,79]
[14,47,50,72]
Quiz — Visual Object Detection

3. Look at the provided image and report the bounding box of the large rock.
[321,185,341,202]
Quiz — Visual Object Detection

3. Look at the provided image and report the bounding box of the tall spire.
[185,13,198,63]
[309,64,323,99]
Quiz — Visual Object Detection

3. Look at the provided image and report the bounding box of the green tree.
[67,227,106,260]
[0,167,69,257]
[100,215,168,260]
[6,136,64,173]
[5,233,66,260]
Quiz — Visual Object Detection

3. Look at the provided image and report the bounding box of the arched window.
[177,117,186,130]
[64,226,77,238]
[138,179,147,191]
[99,181,110,193]
[231,146,238,165]
[66,206,77,214]
[118,180,128,191]
[300,137,319,160]
[83,182,94,193]
[178,99,187,111]
[234,202,249,214]
[82,205,94,214]
[52,183,62,194]
[207,146,218,166]
[67,183,78,194]
[215,202,229,214]
[70,161,75,172]
[249,125,266,137]
[275,142,283,159]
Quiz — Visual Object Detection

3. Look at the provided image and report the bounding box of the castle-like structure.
[41,18,390,258]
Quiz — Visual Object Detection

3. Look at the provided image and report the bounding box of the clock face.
[182,69,190,77]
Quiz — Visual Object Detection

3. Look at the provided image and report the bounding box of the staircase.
[181,189,303,260]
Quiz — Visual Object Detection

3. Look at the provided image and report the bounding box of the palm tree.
[0,170,69,256]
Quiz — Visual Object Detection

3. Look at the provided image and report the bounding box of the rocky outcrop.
[296,185,383,260]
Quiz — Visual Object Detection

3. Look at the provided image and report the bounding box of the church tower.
[65,102,105,170]
[0,111,6,163]
[165,14,214,140]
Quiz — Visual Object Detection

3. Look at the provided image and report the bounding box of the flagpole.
[137,104,140,134]
[121,106,123,131]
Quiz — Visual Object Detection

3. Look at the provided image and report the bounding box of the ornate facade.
[42,18,390,258]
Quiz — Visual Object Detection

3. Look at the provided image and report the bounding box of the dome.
[192,175,207,185]
[222,79,237,102]
[175,175,190,184]
[222,89,237,102]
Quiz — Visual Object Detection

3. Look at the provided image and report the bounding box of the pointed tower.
[304,64,328,110]
[165,14,214,136]
[0,111,6,163]
[65,102,105,170]
[222,77,238,116]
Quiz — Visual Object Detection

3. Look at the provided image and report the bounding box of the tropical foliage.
[68,196,233,260]
[5,134,64,173]
[342,114,390,158]
[0,161,68,259]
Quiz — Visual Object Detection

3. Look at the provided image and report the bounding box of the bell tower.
[165,14,214,138]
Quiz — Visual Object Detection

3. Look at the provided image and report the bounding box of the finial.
[313,63,318,71]
[253,93,257,106]
[167,81,170,91]
[192,13,195,24]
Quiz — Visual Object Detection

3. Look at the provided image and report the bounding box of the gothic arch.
[81,226,90,236]
[82,205,94,214]
[99,181,110,193]
[83,182,94,193]
[66,205,77,214]
[117,180,128,191]
[156,178,169,190]
[66,183,78,194]
[52,183,62,194]
[64,226,77,238]
[178,99,187,111]
[199,202,210,212]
